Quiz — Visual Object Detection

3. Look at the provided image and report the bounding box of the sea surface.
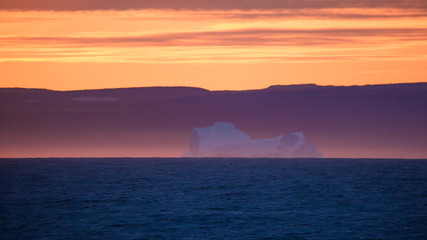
[0,158,426,239]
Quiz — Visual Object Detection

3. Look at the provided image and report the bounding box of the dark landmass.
[1,83,426,158]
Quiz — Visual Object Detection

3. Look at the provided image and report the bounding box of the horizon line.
[2,81,427,92]
[1,157,426,160]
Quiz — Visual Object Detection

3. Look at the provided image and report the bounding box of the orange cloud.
[2,28,426,47]
[0,8,426,90]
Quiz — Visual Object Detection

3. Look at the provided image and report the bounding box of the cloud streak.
[1,0,427,11]
[2,28,426,48]
[219,9,427,20]
[2,9,426,23]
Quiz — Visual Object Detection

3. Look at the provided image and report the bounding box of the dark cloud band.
[1,0,426,11]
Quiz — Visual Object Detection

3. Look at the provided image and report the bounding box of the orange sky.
[0,1,426,90]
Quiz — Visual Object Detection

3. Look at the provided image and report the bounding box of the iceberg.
[183,122,322,158]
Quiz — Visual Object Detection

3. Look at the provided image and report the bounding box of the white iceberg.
[183,122,322,158]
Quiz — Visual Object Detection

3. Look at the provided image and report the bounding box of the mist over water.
[1,158,426,239]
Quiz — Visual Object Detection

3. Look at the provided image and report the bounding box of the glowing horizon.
[0,1,426,90]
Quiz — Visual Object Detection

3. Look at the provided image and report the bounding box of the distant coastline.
[2,82,427,92]
[1,83,426,159]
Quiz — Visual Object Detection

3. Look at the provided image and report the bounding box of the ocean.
[0,158,426,239]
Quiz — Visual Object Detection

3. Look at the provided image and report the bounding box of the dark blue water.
[0,158,426,239]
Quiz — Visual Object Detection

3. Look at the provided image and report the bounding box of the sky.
[0,0,426,90]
